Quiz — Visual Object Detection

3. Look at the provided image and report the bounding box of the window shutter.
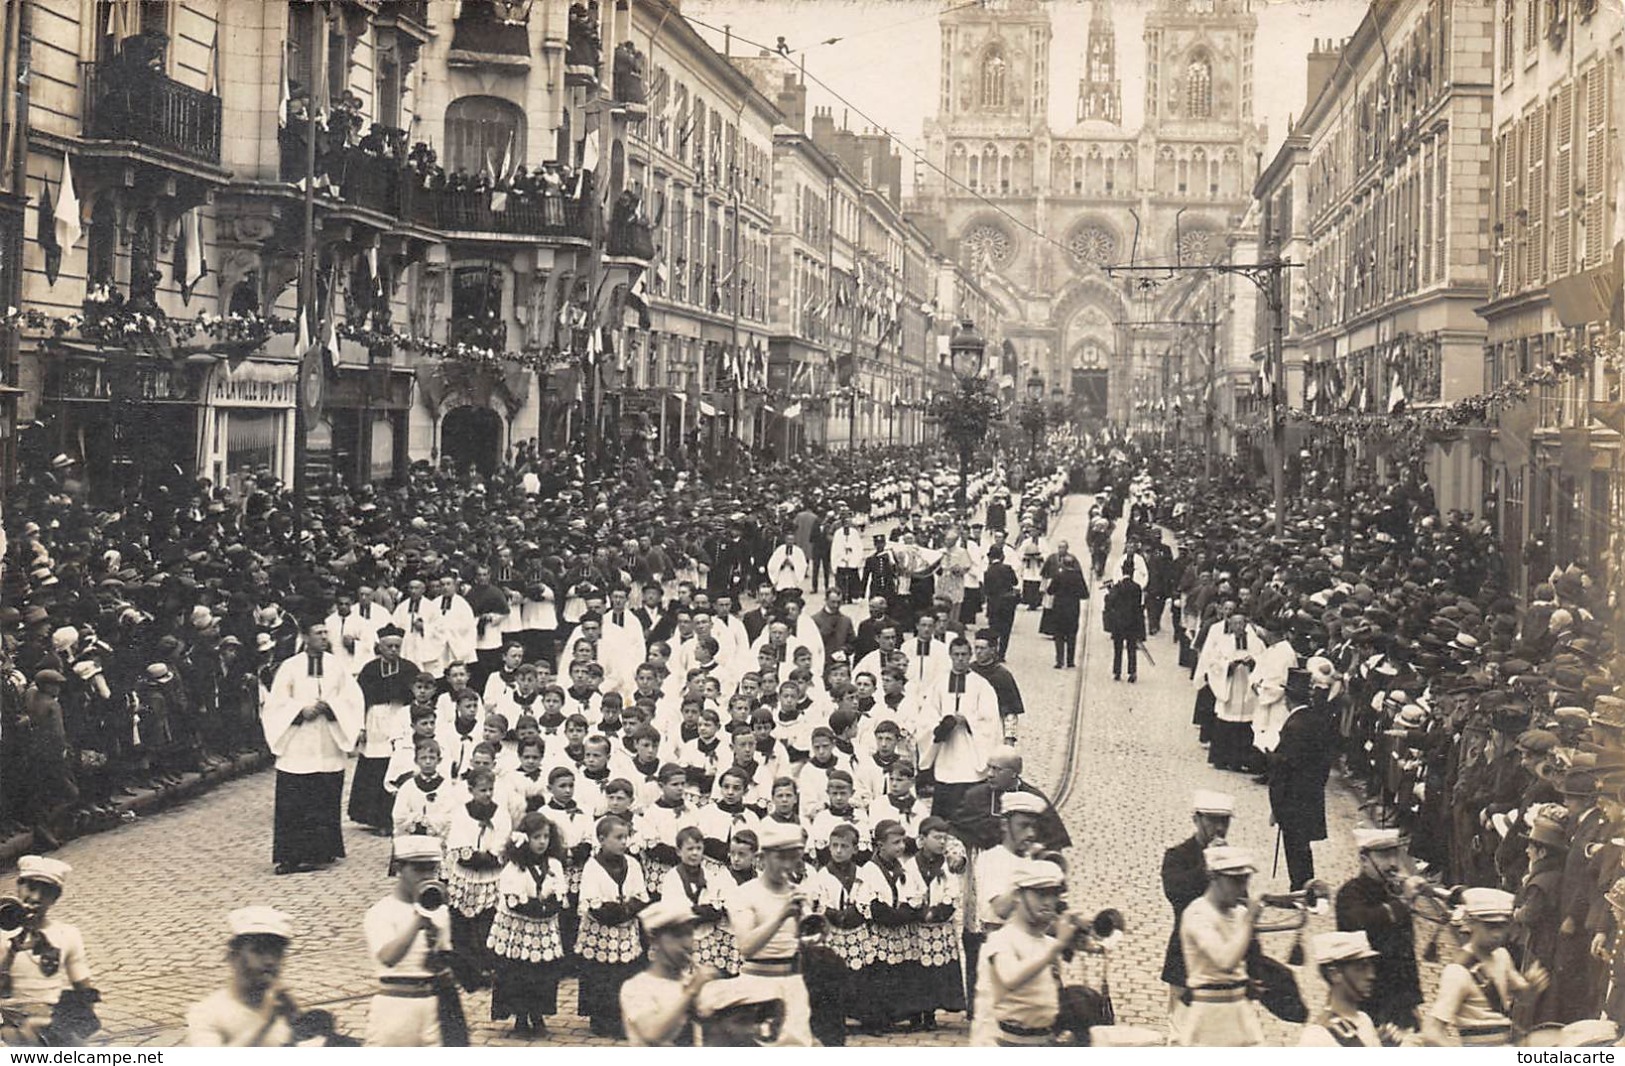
[1552,82,1574,275]
[1511,119,1526,291]
[1583,62,1609,266]
[1527,103,1545,285]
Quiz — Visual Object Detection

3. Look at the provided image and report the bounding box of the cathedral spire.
[1077,1,1120,125]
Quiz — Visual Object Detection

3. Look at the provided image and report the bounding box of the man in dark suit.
[982,546,1019,657]
[1267,671,1335,889]
[741,581,776,645]
[948,750,1069,853]
[853,596,892,661]
[860,534,899,606]
[1161,790,1234,1009]
[1104,561,1145,683]
[1335,829,1425,1030]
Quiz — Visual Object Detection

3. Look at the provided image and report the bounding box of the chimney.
[810,105,835,149]
[1304,39,1340,110]
[778,73,808,134]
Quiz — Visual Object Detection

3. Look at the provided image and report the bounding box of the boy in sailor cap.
[620,899,717,1046]
[186,907,302,1046]
[720,820,813,1045]
[363,835,461,1047]
[0,857,95,1046]
[1300,932,1388,1046]
[1162,790,1233,1016]
[1422,887,1547,1046]
[971,859,1080,1046]
[1174,845,1263,1047]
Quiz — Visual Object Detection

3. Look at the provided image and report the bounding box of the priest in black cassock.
[350,624,422,832]
[261,620,364,875]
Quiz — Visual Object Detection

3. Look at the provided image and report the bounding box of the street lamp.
[1021,369,1046,456]
[935,318,994,512]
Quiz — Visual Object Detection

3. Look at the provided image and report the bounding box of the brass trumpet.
[414,880,448,919]
[0,895,36,932]
[1252,880,1332,933]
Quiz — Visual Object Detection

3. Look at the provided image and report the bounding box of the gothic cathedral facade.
[913,0,1268,423]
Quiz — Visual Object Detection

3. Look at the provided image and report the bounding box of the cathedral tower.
[935,0,1052,134]
[1142,0,1258,133]
[1076,1,1121,125]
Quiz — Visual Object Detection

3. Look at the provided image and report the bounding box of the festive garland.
[1,292,581,373]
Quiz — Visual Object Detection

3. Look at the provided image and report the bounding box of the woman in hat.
[1422,887,1548,1046]
[186,907,302,1046]
[1513,812,1568,1026]
[0,857,96,1046]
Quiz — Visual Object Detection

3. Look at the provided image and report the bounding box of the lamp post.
[1021,369,1045,456]
[940,318,989,512]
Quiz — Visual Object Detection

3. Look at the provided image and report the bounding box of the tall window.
[980,47,1007,110]
[375,44,402,128]
[444,96,524,174]
[1185,56,1213,118]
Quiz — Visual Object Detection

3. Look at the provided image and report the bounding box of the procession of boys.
[3,432,1624,1048]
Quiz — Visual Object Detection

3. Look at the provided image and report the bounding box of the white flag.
[582,129,600,174]
[179,208,207,291]
[278,51,291,129]
[55,155,81,254]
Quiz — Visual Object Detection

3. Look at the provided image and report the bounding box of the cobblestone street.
[3,494,1437,1047]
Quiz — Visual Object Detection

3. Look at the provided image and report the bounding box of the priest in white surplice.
[1248,623,1300,754]
[261,620,364,875]
[1195,613,1266,772]
[917,636,1002,819]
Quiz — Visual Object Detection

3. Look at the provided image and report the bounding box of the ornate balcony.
[449,1,532,69]
[410,185,589,240]
[83,42,222,166]
[565,0,602,84]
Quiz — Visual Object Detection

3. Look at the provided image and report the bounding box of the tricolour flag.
[55,155,81,255]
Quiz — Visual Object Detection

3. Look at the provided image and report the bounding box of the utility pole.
[1265,235,1286,539]
[1205,283,1217,484]
[1106,252,1297,535]
[294,2,326,499]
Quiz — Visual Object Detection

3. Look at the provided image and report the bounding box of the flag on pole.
[295,303,312,359]
[55,155,81,255]
[278,50,291,128]
[36,178,60,286]
[1387,372,1407,414]
[582,129,601,174]
[206,28,221,95]
[175,207,207,304]
[626,268,651,329]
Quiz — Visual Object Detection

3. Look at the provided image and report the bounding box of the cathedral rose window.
[963,223,1014,267]
[1068,226,1117,266]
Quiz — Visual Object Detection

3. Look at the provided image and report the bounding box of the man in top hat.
[1423,887,1547,1046]
[1175,845,1263,1046]
[1299,932,1387,1046]
[261,620,364,875]
[721,820,812,1045]
[1334,828,1425,1030]
[1552,768,1611,1020]
[1267,670,1336,890]
[1161,790,1234,1016]
[0,856,95,1046]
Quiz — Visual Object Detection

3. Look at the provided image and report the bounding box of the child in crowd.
[488,811,567,1037]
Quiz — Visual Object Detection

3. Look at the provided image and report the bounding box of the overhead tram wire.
[802,0,985,48]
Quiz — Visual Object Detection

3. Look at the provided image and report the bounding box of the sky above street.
[682,0,1369,192]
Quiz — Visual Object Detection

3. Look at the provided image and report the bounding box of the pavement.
[3,492,1440,1047]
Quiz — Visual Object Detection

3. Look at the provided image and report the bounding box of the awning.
[1548,263,1621,327]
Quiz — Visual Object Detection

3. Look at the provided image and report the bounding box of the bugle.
[0,896,32,933]
[1253,880,1332,933]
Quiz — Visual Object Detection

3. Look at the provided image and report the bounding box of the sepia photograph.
[0,0,1621,1049]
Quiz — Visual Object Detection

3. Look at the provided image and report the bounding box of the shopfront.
[198,358,298,489]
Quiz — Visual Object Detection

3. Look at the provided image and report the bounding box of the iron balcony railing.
[84,60,223,165]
